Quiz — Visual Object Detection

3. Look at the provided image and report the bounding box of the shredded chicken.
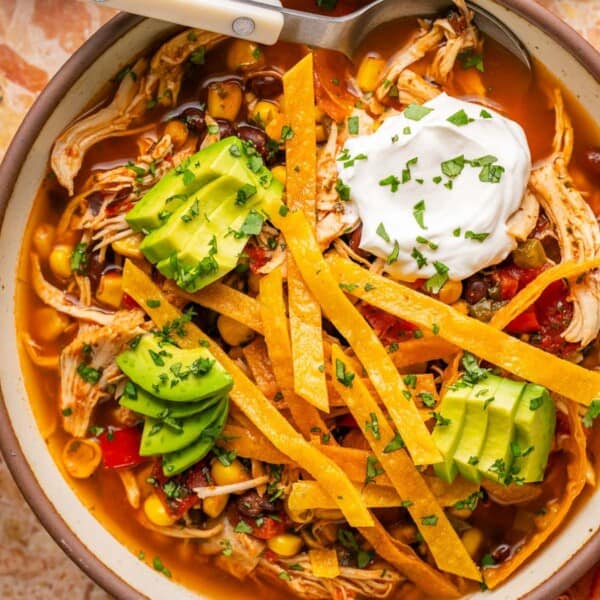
[60,310,145,436]
[140,515,225,539]
[370,1,480,114]
[506,190,540,241]
[529,89,600,346]
[194,476,269,499]
[199,516,265,580]
[258,554,403,599]
[51,29,226,194]
[31,253,115,325]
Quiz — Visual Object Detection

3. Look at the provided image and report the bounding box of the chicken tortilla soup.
[16,0,600,598]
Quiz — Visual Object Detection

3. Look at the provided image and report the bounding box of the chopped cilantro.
[404,103,433,121]
[383,433,405,453]
[447,109,474,126]
[335,359,355,387]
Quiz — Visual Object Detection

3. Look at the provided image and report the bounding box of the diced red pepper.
[506,309,540,334]
[360,303,417,345]
[121,293,139,310]
[98,427,145,469]
[244,244,270,274]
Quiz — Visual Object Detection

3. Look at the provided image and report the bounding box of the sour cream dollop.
[338,93,531,283]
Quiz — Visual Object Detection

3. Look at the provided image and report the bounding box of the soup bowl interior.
[0,2,599,599]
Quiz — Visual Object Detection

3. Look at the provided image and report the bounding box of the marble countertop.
[0,1,598,598]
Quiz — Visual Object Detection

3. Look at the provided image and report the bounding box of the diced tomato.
[230,509,291,540]
[497,270,519,300]
[263,549,279,563]
[98,427,145,469]
[360,303,417,345]
[150,459,209,518]
[337,414,357,429]
[121,293,139,310]
[506,309,540,334]
[244,244,270,274]
[493,264,544,300]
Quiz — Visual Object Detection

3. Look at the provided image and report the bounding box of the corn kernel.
[49,244,73,280]
[227,39,264,71]
[62,438,102,479]
[111,233,144,260]
[461,527,484,560]
[452,300,470,315]
[210,458,249,487]
[32,223,56,261]
[203,494,229,518]
[33,306,71,343]
[438,280,463,305]
[96,272,123,309]
[267,533,304,557]
[252,100,279,127]
[143,493,177,527]
[164,119,189,149]
[208,81,243,122]
[271,165,287,187]
[356,55,386,93]
[218,314,254,347]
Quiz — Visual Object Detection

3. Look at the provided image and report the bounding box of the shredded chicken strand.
[529,89,600,346]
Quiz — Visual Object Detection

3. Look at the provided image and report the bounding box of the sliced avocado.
[127,138,250,232]
[477,377,526,483]
[140,175,246,264]
[512,384,555,482]
[116,334,233,403]
[453,375,502,483]
[432,383,471,483]
[139,398,224,456]
[119,384,223,419]
[162,396,230,476]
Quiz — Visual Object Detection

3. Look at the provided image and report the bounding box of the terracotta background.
[0,0,598,598]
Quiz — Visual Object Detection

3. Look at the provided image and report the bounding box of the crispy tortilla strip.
[308,549,340,579]
[283,55,328,412]
[317,444,479,507]
[484,400,588,588]
[283,53,318,225]
[259,267,330,438]
[122,260,373,527]
[272,210,441,464]
[360,517,460,599]
[390,337,457,369]
[490,257,600,330]
[327,254,600,406]
[221,424,291,465]
[289,481,403,510]
[242,338,279,402]
[287,259,329,412]
[165,280,263,334]
[330,345,481,582]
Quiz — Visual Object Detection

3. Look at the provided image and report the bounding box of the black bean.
[216,118,235,139]
[464,278,488,304]
[181,107,206,134]
[237,491,280,518]
[491,543,511,564]
[236,125,269,160]
[248,73,283,99]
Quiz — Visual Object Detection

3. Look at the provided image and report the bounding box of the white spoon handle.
[89,0,285,44]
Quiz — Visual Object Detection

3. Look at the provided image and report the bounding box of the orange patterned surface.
[0,1,598,598]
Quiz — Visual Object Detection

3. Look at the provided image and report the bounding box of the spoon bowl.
[91,0,532,69]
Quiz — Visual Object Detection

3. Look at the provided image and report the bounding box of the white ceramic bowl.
[0,3,598,598]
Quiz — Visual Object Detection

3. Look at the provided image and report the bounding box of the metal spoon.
[91,0,531,69]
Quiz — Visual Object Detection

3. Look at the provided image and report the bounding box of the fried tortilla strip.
[327,254,600,406]
[390,337,458,369]
[242,338,279,402]
[308,549,340,579]
[271,209,441,464]
[289,481,403,510]
[122,260,372,527]
[330,345,481,582]
[259,267,330,438]
[361,517,460,598]
[490,257,600,330]
[484,400,587,588]
[165,280,263,334]
[283,55,329,412]
[221,424,292,465]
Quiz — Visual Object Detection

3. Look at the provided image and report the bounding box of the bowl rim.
[0,3,598,599]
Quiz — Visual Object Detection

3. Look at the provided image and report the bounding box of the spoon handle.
[88,0,285,44]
